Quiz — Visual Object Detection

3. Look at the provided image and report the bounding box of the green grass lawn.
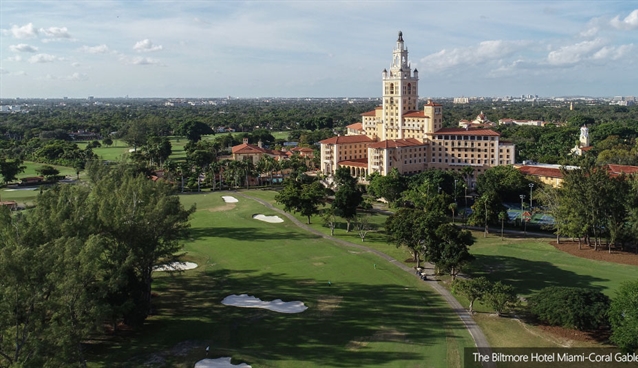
[78,139,133,161]
[466,235,638,298]
[2,161,76,205]
[86,192,476,368]
[240,189,638,350]
[18,160,77,179]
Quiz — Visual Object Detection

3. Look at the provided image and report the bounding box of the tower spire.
[398,31,403,42]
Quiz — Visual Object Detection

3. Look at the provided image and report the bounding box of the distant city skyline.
[1,1,637,99]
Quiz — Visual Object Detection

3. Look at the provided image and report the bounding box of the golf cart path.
[237,192,495,368]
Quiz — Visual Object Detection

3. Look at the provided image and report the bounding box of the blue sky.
[1,1,637,98]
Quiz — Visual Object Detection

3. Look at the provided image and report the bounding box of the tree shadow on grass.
[87,269,469,367]
[467,255,608,296]
[188,226,321,242]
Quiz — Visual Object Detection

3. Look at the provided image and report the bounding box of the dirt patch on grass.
[208,203,236,212]
[346,327,406,350]
[296,280,317,285]
[316,295,342,317]
[550,241,638,266]
[312,262,324,266]
[536,324,611,345]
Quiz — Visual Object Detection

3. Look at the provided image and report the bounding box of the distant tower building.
[381,31,419,140]
[570,102,573,111]
[580,125,590,148]
[571,125,591,156]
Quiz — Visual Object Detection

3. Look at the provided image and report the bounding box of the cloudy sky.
[1,1,637,98]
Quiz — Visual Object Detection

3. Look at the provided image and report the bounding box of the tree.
[178,120,214,143]
[367,168,406,204]
[0,157,26,183]
[0,189,110,367]
[449,202,458,224]
[452,277,490,313]
[86,162,195,326]
[102,137,113,147]
[386,208,443,269]
[484,281,517,316]
[356,214,371,242]
[469,191,505,234]
[430,223,474,280]
[145,136,173,167]
[610,280,638,353]
[476,165,532,203]
[36,165,60,180]
[122,120,148,151]
[498,211,507,240]
[332,168,362,232]
[528,287,609,331]
[321,207,337,236]
[275,178,326,224]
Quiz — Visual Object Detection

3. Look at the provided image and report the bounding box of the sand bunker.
[222,294,307,313]
[221,196,238,203]
[153,262,198,272]
[195,357,251,368]
[252,214,284,223]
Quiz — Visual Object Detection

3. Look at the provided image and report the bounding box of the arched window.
[389,83,394,94]
[407,83,411,94]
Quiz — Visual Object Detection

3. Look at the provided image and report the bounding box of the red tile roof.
[338,158,369,168]
[517,166,563,179]
[404,111,427,118]
[368,138,425,149]
[319,135,374,145]
[291,147,314,152]
[346,122,364,130]
[361,110,378,116]
[607,164,638,175]
[581,146,594,151]
[232,143,267,154]
[434,128,500,137]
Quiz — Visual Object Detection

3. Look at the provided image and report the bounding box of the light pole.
[454,179,458,205]
[529,183,534,210]
[520,194,526,234]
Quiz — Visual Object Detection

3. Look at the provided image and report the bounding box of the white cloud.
[420,40,530,72]
[79,44,110,54]
[71,62,81,67]
[9,44,38,53]
[0,68,8,75]
[592,44,634,61]
[6,55,23,62]
[610,9,638,30]
[133,39,163,52]
[131,56,161,65]
[547,38,606,65]
[40,26,72,39]
[3,23,38,39]
[66,72,88,81]
[28,53,58,63]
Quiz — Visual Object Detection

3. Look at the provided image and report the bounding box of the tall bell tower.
[381,31,419,140]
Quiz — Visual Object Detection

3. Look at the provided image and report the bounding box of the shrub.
[528,286,609,330]
[609,280,638,352]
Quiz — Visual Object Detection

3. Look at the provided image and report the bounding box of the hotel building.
[319,32,515,185]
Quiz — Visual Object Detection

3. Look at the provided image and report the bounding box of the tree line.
[0,161,194,367]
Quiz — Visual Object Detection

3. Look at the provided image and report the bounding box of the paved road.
[237,192,496,368]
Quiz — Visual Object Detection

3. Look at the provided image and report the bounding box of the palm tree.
[461,166,475,213]
[208,161,220,191]
[449,202,457,224]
